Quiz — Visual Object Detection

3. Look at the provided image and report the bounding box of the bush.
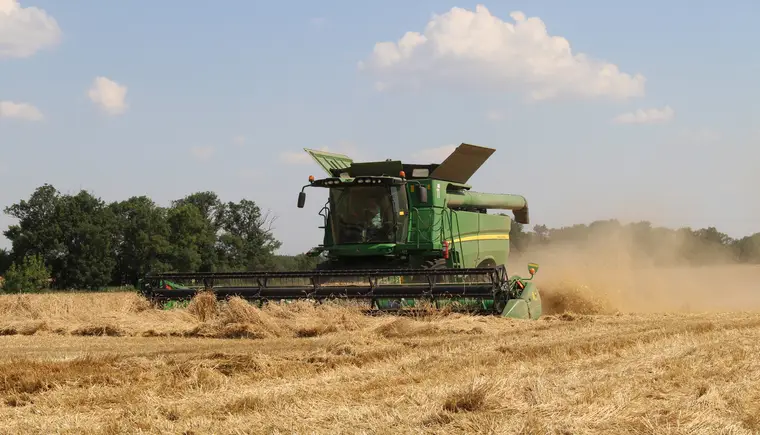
[3,255,50,293]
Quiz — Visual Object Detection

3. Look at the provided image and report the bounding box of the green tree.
[169,193,221,272]
[734,233,760,263]
[4,185,118,289]
[166,203,215,272]
[172,191,224,231]
[51,191,118,290]
[3,254,50,293]
[3,184,64,268]
[216,199,282,271]
[110,196,172,286]
[0,249,10,275]
[532,224,549,244]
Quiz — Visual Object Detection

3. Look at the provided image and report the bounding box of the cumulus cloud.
[411,145,457,163]
[613,105,674,124]
[87,76,128,115]
[0,0,61,58]
[190,146,215,161]
[0,100,43,120]
[358,5,645,101]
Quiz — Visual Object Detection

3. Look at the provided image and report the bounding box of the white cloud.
[0,0,61,58]
[411,145,457,163]
[613,105,674,124]
[190,146,215,161]
[233,135,246,146]
[0,100,43,120]
[358,5,645,101]
[87,76,128,115]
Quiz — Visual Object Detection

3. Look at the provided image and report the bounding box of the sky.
[1,0,759,255]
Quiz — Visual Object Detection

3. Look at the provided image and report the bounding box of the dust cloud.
[511,224,760,315]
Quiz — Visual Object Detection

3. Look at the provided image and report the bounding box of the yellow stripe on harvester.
[448,234,510,244]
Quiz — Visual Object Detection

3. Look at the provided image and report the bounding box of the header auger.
[141,143,543,319]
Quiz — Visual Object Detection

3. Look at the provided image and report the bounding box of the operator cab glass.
[329,184,409,244]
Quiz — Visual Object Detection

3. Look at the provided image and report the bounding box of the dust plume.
[512,222,760,315]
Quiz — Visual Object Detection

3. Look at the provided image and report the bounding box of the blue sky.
[1,0,758,255]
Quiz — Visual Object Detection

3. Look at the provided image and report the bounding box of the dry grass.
[2,264,760,433]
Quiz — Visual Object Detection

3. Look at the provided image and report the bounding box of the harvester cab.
[141,143,543,320]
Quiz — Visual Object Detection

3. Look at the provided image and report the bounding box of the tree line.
[507,219,760,266]
[0,184,320,292]
[1,184,759,292]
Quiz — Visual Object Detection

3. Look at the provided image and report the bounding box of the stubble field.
[1,261,760,434]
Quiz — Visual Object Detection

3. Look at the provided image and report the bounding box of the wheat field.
[1,263,760,434]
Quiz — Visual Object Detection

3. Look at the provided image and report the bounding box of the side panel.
[443,209,483,268]
[502,281,542,319]
[476,213,511,267]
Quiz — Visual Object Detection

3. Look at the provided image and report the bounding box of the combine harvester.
[141,143,543,319]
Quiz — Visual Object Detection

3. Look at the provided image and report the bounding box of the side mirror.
[297,191,306,208]
[418,186,428,203]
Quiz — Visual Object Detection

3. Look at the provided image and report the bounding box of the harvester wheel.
[405,258,447,284]
[421,258,448,270]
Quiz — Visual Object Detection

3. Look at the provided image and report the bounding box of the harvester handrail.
[411,204,447,248]
[452,209,464,264]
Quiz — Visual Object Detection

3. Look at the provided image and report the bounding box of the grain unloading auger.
[141,143,543,319]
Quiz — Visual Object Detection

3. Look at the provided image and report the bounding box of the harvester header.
[142,143,543,319]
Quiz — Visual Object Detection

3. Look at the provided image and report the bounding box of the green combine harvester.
[141,143,543,319]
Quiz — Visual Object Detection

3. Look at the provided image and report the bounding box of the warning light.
[399,170,406,178]
[308,175,315,182]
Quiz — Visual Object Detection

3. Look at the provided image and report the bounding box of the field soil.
[1,264,760,434]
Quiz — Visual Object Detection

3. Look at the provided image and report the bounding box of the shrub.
[3,255,50,293]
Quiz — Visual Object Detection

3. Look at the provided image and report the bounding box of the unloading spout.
[446,191,530,224]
